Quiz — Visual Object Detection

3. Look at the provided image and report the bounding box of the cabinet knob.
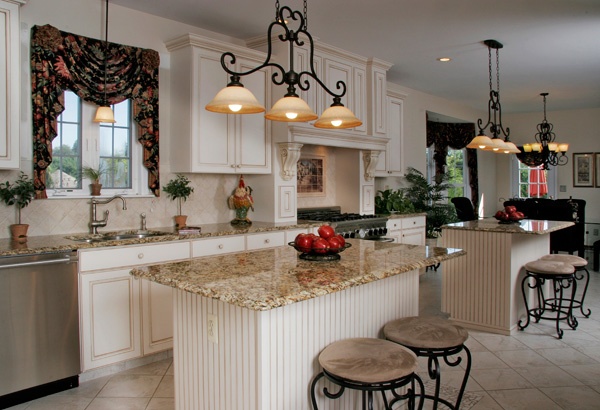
[138,253,144,259]
[264,239,270,244]
[236,164,242,168]
[218,244,224,249]
[231,164,236,168]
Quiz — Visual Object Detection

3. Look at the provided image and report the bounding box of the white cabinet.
[246,231,285,250]
[79,242,190,371]
[191,235,245,257]
[387,216,426,245]
[167,34,271,174]
[0,0,24,169]
[376,91,406,176]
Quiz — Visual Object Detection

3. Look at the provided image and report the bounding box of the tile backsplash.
[0,172,240,239]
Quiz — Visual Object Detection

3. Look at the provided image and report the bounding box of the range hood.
[288,124,389,151]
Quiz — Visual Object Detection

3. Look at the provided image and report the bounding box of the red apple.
[328,237,343,253]
[504,205,517,214]
[334,234,346,248]
[312,238,330,254]
[317,225,336,240]
[294,233,314,253]
[495,210,509,221]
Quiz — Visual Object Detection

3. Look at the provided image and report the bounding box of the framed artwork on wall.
[572,153,594,187]
[297,156,326,196]
[596,153,600,188]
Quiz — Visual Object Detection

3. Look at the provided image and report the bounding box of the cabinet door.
[246,231,285,250]
[0,0,21,169]
[141,281,173,354]
[352,66,367,133]
[192,235,246,257]
[400,228,426,246]
[80,269,141,371]
[376,96,404,176]
[236,59,271,174]
[324,58,352,113]
[194,48,236,173]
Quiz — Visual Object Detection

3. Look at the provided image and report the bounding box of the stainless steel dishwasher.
[0,251,80,409]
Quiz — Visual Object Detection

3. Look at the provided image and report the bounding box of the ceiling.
[112,0,600,114]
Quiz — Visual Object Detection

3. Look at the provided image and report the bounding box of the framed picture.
[297,156,326,196]
[596,153,600,188]
[572,153,594,187]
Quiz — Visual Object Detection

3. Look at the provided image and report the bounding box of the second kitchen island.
[131,239,464,410]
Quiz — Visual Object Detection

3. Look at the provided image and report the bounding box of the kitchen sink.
[67,231,174,243]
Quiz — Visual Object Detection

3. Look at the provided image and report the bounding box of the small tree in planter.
[163,174,194,228]
[82,163,108,196]
[0,172,36,238]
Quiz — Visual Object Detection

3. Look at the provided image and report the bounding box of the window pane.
[61,92,80,123]
[113,128,129,157]
[99,100,132,189]
[99,127,113,157]
[113,100,130,124]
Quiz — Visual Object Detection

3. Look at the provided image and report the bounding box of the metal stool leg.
[575,267,591,317]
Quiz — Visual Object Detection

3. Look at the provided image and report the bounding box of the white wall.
[501,108,600,223]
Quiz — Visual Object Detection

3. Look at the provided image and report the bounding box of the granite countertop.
[385,212,428,219]
[0,221,319,258]
[442,218,574,234]
[130,239,466,311]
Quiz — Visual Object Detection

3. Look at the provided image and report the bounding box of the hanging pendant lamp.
[205,0,361,129]
[94,0,115,123]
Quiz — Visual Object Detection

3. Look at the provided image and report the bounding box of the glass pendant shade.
[467,135,494,149]
[205,85,265,114]
[531,143,542,152]
[523,144,532,152]
[94,106,115,123]
[503,141,521,154]
[484,138,509,152]
[313,104,362,129]
[265,96,318,122]
[558,143,569,152]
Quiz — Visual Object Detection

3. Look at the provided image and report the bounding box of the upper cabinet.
[167,34,271,174]
[376,90,407,176]
[0,0,25,169]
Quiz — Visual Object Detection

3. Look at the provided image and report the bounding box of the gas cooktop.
[297,207,390,240]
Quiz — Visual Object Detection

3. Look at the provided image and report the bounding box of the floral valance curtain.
[426,121,479,206]
[30,24,160,198]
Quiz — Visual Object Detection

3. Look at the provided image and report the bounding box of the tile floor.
[7,262,600,409]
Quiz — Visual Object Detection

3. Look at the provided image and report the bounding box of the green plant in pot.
[163,174,194,228]
[82,163,108,196]
[403,167,458,238]
[0,172,36,238]
[375,189,415,215]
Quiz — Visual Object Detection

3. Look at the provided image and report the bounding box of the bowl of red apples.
[289,225,351,261]
[494,205,526,224]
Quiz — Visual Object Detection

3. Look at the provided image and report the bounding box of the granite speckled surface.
[0,221,318,257]
[130,239,466,311]
[442,218,574,234]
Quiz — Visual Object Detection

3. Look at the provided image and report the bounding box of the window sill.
[45,193,156,200]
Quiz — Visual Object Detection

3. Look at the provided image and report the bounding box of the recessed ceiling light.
[437,57,452,62]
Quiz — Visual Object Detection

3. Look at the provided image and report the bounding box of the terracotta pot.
[90,183,102,196]
[10,224,29,239]
[174,215,188,228]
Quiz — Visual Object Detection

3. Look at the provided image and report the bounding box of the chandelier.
[519,93,568,170]
[205,0,362,129]
[467,40,519,154]
[93,0,115,123]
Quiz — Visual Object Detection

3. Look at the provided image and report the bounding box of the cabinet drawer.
[401,216,425,229]
[387,219,401,231]
[80,242,190,272]
[192,235,245,257]
[246,231,285,250]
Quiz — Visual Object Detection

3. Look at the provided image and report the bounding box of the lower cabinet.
[79,242,190,371]
[387,216,426,246]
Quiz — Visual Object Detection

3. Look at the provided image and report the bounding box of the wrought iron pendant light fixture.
[93,0,115,123]
[520,93,568,170]
[205,0,362,129]
[467,40,518,153]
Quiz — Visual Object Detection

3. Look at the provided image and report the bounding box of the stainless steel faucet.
[140,212,147,231]
[89,195,127,234]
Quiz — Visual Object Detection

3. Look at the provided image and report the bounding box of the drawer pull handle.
[138,253,144,259]
[218,244,224,249]
[265,239,270,244]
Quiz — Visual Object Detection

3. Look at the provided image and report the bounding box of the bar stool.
[518,259,577,339]
[540,254,591,317]
[310,338,424,410]
[383,316,471,410]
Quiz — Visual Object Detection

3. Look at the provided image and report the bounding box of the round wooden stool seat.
[384,316,468,350]
[318,338,417,384]
[540,254,588,267]
[524,260,575,276]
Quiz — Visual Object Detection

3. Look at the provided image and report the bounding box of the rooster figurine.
[228,175,254,225]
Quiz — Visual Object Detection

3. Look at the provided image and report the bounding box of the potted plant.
[0,172,36,238]
[82,163,108,196]
[375,188,415,215]
[163,174,194,228]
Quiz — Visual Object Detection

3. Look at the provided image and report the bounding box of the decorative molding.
[362,150,381,181]
[277,142,303,181]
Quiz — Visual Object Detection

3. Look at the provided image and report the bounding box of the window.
[513,158,556,199]
[47,91,149,197]
[426,147,470,201]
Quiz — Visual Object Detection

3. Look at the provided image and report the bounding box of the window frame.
[426,146,471,202]
[511,156,557,199]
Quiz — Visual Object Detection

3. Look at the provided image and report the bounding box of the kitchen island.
[131,240,465,410]
[441,218,574,336]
